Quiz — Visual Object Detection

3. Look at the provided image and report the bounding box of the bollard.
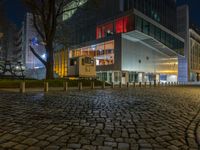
[133,82,136,88]
[154,80,156,87]
[102,81,105,89]
[144,82,147,88]
[79,82,82,91]
[149,82,152,87]
[20,81,25,93]
[161,82,164,86]
[112,82,114,89]
[139,82,142,87]
[119,82,122,88]
[63,82,68,91]
[91,81,95,89]
[44,82,49,92]
[127,82,129,88]
[158,82,160,87]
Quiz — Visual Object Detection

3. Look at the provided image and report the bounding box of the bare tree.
[22,0,98,79]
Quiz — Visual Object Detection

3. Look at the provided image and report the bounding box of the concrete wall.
[121,37,178,75]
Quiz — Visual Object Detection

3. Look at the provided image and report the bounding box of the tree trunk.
[45,42,54,79]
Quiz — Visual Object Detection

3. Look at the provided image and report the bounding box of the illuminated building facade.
[56,0,185,83]
[177,5,200,82]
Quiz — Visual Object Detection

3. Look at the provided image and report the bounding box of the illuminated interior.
[96,15,134,39]
[69,40,115,66]
[54,49,68,77]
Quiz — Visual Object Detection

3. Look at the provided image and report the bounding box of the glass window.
[161,30,166,44]
[155,27,161,41]
[115,18,124,33]
[102,23,114,38]
[143,20,149,35]
[149,24,155,37]
[96,27,101,39]
[135,16,142,31]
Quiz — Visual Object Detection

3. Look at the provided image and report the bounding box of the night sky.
[3,0,200,28]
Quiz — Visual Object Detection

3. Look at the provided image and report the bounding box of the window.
[69,40,115,66]
[70,59,76,66]
[115,18,124,33]
[82,58,85,65]
[143,20,149,35]
[96,15,134,39]
[135,16,142,31]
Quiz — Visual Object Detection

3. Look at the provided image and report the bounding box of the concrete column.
[63,82,68,91]
[79,82,82,91]
[44,82,49,92]
[91,81,95,89]
[20,81,25,93]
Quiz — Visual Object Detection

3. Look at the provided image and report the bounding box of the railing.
[0,61,25,79]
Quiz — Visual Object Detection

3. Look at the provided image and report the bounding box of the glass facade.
[135,15,184,56]
[96,15,134,39]
[69,40,115,66]
[121,0,177,32]
[54,50,68,77]
[190,39,200,71]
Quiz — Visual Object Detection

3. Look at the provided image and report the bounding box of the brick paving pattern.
[0,87,200,150]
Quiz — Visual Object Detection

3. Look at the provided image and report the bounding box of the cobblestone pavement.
[0,87,200,150]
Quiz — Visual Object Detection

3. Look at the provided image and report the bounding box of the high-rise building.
[18,13,46,79]
[177,5,200,82]
[55,0,185,83]
[0,22,18,63]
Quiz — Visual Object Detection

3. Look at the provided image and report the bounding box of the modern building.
[0,22,18,63]
[177,5,200,82]
[18,13,46,79]
[55,0,185,84]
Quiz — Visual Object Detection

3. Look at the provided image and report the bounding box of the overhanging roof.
[122,30,181,57]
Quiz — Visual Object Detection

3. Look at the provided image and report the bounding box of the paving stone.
[67,143,81,149]
[22,138,38,145]
[13,144,29,150]
[1,141,17,148]
[0,87,200,149]
[118,143,129,150]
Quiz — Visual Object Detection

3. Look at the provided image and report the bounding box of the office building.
[55,0,185,84]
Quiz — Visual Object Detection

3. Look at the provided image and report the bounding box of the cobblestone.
[0,87,200,149]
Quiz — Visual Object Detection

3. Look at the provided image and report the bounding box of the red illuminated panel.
[115,18,124,33]
[96,27,101,39]
[123,16,128,32]
[124,15,134,32]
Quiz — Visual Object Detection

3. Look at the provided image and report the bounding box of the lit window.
[115,18,124,33]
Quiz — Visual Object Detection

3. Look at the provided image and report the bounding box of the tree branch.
[29,46,47,66]
[32,14,45,40]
